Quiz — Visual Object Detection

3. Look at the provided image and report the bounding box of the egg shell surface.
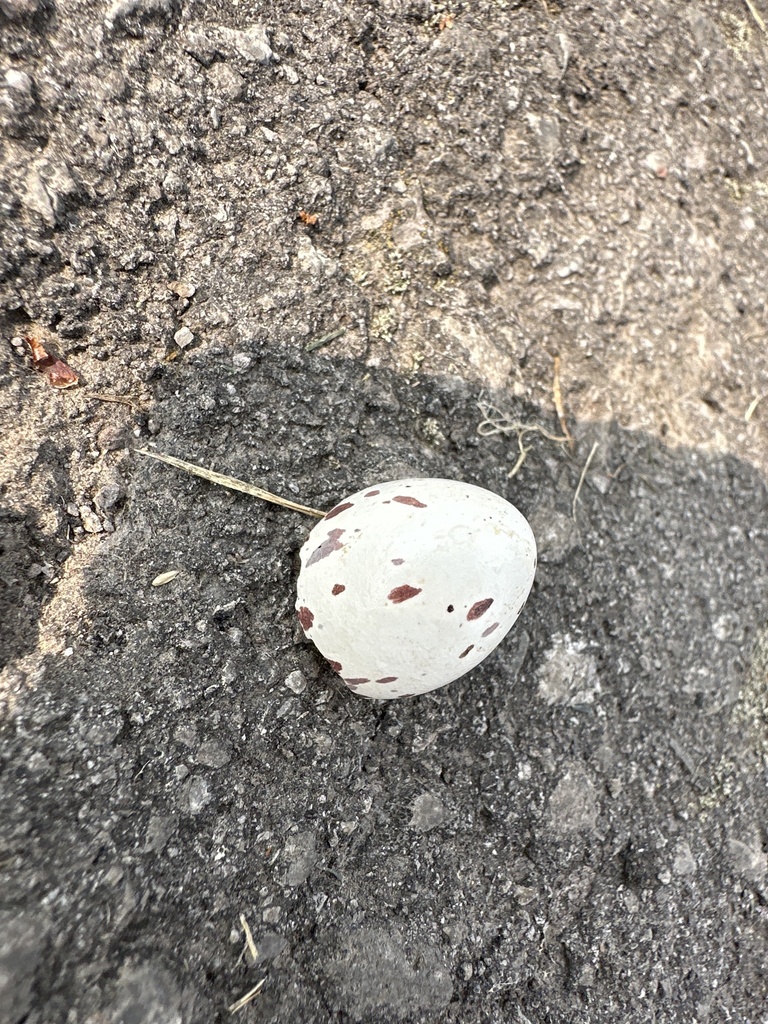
[295,478,537,699]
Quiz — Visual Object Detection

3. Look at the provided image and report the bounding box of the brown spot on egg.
[297,606,314,631]
[306,528,346,567]
[388,584,422,604]
[344,677,370,686]
[459,644,475,658]
[327,660,342,672]
[400,692,415,698]
[447,604,454,613]
[324,501,353,520]
[365,490,380,497]
[482,622,500,637]
[467,598,494,620]
[391,558,405,565]
[376,676,398,683]
[332,583,346,595]
[393,495,427,508]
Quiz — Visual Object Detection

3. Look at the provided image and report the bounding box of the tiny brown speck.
[459,644,475,659]
[332,583,346,595]
[467,598,494,620]
[388,584,422,603]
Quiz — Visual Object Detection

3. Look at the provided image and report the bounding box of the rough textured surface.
[1,1,767,1022]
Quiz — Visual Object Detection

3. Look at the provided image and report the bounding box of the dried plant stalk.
[137,450,326,518]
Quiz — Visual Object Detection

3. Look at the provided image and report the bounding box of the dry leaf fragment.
[439,13,455,29]
[152,570,180,587]
[25,336,79,389]
[298,209,318,225]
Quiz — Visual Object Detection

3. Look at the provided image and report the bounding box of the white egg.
[295,478,537,699]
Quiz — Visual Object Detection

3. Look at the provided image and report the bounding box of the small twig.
[228,979,265,1014]
[572,441,599,518]
[136,450,326,518]
[306,326,346,353]
[745,394,764,422]
[89,392,140,409]
[744,0,766,33]
[553,355,574,451]
[240,914,258,964]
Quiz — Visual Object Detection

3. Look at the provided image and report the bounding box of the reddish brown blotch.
[331,583,346,595]
[325,501,354,521]
[459,644,474,658]
[306,528,346,567]
[387,584,422,603]
[298,606,314,631]
[467,598,494,620]
[393,496,427,508]
[376,676,398,683]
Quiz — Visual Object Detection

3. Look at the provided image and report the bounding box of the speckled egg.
[295,478,536,699]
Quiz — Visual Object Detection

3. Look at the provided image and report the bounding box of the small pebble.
[94,483,123,511]
[196,739,231,769]
[187,775,211,814]
[232,352,252,371]
[284,670,307,694]
[78,504,103,534]
[409,793,446,832]
[174,326,194,348]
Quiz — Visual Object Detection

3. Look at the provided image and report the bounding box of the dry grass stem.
[306,326,346,352]
[744,0,766,32]
[240,914,258,964]
[552,355,574,450]
[89,393,140,409]
[228,979,265,1014]
[745,394,764,422]
[137,450,326,518]
[573,441,599,518]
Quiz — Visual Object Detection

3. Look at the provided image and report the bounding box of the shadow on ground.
[1,346,767,1024]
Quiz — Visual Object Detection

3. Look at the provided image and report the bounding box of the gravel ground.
[1,1,767,1022]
